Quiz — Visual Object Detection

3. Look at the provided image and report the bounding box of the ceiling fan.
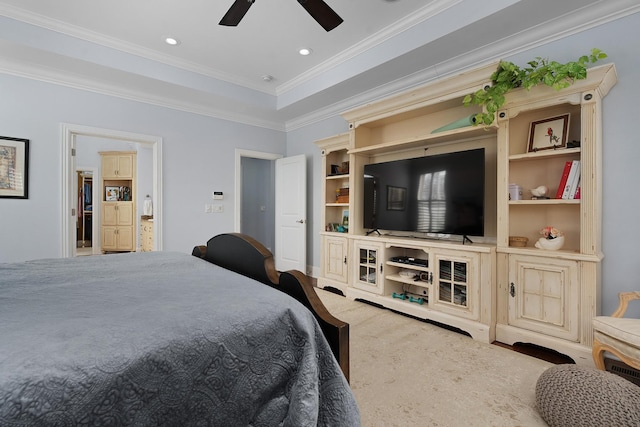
[219,0,343,32]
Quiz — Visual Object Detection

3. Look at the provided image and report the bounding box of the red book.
[574,185,581,199]
[555,161,573,199]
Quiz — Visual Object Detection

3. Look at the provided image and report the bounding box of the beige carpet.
[316,289,552,427]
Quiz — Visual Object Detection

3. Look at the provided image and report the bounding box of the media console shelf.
[315,62,616,364]
[347,236,496,342]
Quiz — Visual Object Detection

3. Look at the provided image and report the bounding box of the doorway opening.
[76,168,97,256]
[235,150,307,272]
[62,124,163,258]
[235,149,282,253]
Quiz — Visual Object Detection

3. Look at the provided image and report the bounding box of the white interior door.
[275,155,306,272]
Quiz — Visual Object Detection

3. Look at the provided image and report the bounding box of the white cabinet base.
[495,324,594,366]
[317,277,348,295]
[345,287,492,342]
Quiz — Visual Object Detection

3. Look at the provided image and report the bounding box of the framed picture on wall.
[0,136,29,199]
[528,114,570,152]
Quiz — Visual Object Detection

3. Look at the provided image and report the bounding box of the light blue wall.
[289,13,640,316]
[0,74,286,262]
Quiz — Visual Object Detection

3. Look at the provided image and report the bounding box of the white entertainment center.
[315,61,617,365]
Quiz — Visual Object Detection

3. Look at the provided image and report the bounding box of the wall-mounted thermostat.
[212,191,223,200]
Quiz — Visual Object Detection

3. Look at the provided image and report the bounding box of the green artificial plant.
[463,48,608,126]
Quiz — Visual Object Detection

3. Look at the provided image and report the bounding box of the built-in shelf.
[348,124,497,156]
[385,274,430,287]
[386,261,430,272]
[509,199,580,205]
[509,147,581,162]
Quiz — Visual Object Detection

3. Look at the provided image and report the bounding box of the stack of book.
[555,160,581,199]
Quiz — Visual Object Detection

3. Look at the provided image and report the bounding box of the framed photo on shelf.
[528,114,570,152]
[0,136,29,199]
[105,186,120,201]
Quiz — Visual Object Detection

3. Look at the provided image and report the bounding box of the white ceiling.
[0,0,638,130]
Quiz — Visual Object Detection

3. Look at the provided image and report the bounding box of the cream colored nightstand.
[140,217,154,252]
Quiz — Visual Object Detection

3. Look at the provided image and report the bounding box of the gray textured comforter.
[0,251,359,426]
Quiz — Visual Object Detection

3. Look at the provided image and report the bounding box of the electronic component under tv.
[363,148,485,238]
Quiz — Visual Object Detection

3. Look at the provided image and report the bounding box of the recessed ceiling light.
[165,37,180,46]
[299,48,312,56]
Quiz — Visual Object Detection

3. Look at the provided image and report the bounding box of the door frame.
[61,123,163,257]
[234,149,282,233]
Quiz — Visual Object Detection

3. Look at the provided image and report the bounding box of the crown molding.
[285,1,640,131]
[0,3,275,95]
[0,0,460,96]
[0,55,286,132]
[275,0,462,96]
[1,1,638,133]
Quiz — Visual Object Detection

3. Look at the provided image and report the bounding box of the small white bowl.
[535,236,565,250]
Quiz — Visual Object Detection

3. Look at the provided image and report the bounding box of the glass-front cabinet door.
[438,258,468,307]
[434,251,479,320]
[352,240,384,294]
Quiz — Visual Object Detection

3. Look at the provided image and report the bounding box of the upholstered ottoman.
[536,364,640,427]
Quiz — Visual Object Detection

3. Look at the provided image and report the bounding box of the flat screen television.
[363,148,485,239]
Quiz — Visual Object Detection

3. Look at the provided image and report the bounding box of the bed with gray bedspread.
[0,251,359,426]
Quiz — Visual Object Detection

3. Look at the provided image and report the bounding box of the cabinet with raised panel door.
[100,151,136,252]
[318,234,349,293]
[102,202,134,251]
[102,226,134,252]
[101,152,134,179]
[506,254,579,341]
[495,64,616,364]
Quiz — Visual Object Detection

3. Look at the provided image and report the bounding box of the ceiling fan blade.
[297,0,343,32]
[219,0,255,26]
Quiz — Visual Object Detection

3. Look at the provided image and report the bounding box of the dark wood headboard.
[192,233,349,381]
